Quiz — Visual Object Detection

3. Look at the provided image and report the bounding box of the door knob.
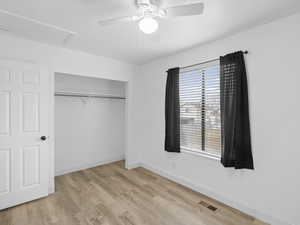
[41,136,47,141]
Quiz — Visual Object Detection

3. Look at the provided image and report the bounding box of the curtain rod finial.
[244,50,249,54]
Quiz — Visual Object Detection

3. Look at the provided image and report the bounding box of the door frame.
[48,70,55,194]
[48,72,130,194]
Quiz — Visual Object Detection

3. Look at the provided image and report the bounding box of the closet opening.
[54,73,127,176]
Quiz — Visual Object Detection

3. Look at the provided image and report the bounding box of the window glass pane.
[180,69,203,151]
[179,62,221,156]
[204,65,221,155]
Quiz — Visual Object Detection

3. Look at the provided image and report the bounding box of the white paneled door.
[0,60,49,210]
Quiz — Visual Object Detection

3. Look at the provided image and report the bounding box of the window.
[179,60,221,158]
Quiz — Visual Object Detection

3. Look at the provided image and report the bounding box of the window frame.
[179,60,221,160]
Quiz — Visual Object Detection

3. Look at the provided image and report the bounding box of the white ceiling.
[0,0,299,64]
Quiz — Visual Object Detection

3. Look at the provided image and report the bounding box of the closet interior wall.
[54,73,126,176]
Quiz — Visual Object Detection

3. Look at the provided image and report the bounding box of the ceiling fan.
[98,0,204,34]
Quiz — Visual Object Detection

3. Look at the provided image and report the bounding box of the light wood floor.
[0,161,268,225]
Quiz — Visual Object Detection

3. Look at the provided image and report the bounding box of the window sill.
[181,148,221,161]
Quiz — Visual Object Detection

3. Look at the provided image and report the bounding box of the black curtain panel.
[220,51,254,169]
[165,67,180,153]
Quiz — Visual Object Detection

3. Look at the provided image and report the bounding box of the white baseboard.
[140,163,290,225]
[55,156,125,176]
[48,184,55,194]
[126,162,142,169]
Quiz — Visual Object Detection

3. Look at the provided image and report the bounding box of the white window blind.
[179,60,221,157]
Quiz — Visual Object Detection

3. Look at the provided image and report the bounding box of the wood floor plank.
[1,160,269,225]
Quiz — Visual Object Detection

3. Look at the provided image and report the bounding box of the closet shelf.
[55,92,126,100]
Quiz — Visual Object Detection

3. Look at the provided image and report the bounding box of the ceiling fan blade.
[98,16,138,26]
[165,3,204,18]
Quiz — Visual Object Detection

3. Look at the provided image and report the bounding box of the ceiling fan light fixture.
[138,17,158,34]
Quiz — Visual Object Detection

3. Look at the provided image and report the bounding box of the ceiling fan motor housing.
[136,0,153,7]
[136,0,166,18]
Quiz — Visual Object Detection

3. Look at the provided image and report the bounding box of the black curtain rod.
[168,51,248,71]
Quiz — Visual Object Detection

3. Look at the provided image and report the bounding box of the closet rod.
[55,92,126,100]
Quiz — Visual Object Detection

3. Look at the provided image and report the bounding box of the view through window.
[179,61,221,157]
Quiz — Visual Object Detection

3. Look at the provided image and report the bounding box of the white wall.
[0,32,138,193]
[55,74,126,175]
[133,13,300,225]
